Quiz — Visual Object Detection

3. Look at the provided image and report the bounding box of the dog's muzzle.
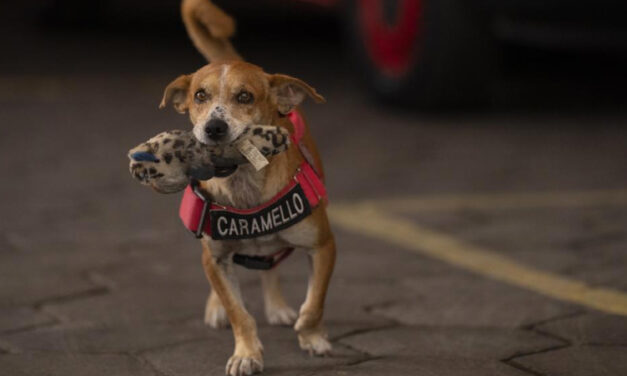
[205,118,228,141]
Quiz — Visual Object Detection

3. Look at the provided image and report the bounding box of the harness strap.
[288,111,322,177]
[232,247,294,270]
[288,111,306,143]
[179,160,325,238]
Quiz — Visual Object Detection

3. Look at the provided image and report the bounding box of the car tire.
[347,0,495,108]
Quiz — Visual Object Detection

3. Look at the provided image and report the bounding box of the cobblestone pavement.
[2,15,627,376]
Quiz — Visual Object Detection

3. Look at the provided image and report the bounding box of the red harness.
[178,111,327,269]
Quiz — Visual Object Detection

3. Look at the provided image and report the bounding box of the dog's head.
[159,61,325,146]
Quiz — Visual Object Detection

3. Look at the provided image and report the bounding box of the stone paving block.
[43,284,207,325]
[409,207,627,288]
[537,313,627,345]
[0,269,102,309]
[512,346,627,376]
[0,353,156,376]
[142,326,364,376]
[314,357,530,376]
[1,321,210,353]
[568,261,627,290]
[339,326,561,360]
[30,237,207,327]
[2,170,186,258]
[0,307,53,333]
[282,278,410,327]
[90,242,207,291]
[372,273,579,328]
[276,228,452,281]
[0,237,122,308]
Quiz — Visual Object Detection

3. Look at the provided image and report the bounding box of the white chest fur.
[203,164,265,209]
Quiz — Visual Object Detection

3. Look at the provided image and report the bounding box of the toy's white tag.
[236,139,269,171]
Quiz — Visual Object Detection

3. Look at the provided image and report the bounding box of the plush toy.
[128,125,290,193]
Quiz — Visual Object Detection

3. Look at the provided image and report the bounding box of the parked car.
[307,0,627,107]
[344,0,494,107]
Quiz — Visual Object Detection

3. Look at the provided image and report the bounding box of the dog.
[158,1,336,375]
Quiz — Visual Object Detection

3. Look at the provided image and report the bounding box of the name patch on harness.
[209,184,312,240]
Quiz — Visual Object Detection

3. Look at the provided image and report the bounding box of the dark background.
[1,1,626,376]
[2,0,627,198]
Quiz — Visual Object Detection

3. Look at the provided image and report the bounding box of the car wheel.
[347,0,495,108]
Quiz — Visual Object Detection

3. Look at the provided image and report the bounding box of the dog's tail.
[181,0,241,62]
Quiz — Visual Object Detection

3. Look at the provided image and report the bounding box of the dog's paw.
[296,327,332,356]
[204,300,229,329]
[265,304,297,326]
[226,340,264,376]
[226,355,263,376]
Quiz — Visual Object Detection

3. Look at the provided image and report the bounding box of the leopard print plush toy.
[128,125,290,193]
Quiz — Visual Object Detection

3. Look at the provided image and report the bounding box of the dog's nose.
[205,118,228,141]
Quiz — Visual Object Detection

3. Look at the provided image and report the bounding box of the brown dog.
[159,1,336,375]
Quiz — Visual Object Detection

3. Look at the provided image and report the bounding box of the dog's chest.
[203,165,264,209]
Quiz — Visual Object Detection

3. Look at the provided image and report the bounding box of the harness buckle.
[190,180,211,239]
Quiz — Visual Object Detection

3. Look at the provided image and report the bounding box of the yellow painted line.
[328,203,627,316]
[378,189,627,212]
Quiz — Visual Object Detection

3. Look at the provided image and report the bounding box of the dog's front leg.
[294,236,336,356]
[201,242,263,376]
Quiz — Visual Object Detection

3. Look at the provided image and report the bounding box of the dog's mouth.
[197,138,222,147]
[196,134,236,148]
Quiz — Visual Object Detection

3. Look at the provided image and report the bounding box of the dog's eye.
[194,90,209,103]
[236,91,254,104]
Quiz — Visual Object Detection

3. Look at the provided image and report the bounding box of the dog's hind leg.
[204,287,229,328]
[260,268,297,326]
[294,236,336,356]
[201,242,263,376]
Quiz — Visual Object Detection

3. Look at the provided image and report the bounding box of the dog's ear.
[268,74,325,115]
[160,74,191,114]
